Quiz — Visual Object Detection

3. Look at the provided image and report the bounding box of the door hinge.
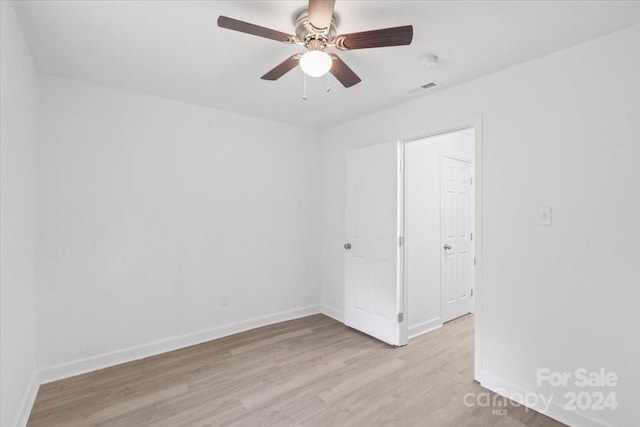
[474,258,477,266]
[399,236,404,246]
[470,289,474,297]
[470,177,473,185]
[399,161,404,172]
[397,313,404,323]
[470,233,473,241]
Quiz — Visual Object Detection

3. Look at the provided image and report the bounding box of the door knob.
[443,244,452,250]
[344,243,352,250]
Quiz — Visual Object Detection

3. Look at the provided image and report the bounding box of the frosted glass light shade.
[299,50,332,77]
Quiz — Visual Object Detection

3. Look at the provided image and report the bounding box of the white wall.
[320,25,640,426]
[36,76,322,377]
[405,129,474,337]
[0,1,39,426]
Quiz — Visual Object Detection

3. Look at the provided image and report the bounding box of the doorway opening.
[403,127,476,339]
[342,120,482,370]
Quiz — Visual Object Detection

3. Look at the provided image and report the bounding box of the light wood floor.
[28,314,564,426]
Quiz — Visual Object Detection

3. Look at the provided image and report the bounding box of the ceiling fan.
[217,0,413,88]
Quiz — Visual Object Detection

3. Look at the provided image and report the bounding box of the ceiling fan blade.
[308,0,336,31]
[218,16,295,43]
[261,55,301,81]
[329,54,361,88]
[335,25,413,50]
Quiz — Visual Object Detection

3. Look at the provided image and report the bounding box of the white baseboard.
[38,305,322,385]
[321,305,344,323]
[408,317,442,339]
[15,374,39,427]
[477,370,614,427]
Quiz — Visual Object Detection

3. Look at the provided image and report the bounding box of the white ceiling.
[13,1,640,129]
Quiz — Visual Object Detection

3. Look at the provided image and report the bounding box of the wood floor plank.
[28,314,565,426]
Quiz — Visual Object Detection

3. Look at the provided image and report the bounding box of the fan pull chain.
[302,72,307,101]
[302,73,333,100]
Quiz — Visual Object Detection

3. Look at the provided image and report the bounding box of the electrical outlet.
[221,293,229,306]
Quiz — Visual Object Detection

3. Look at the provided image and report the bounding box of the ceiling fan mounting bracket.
[284,35,301,45]
[333,35,348,51]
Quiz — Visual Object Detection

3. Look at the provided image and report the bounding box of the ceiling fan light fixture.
[299,50,333,77]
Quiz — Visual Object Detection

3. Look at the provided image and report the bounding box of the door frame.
[399,116,484,381]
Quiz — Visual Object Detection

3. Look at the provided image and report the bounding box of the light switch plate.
[537,206,552,225]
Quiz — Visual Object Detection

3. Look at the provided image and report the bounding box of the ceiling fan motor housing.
[295,9,338,49]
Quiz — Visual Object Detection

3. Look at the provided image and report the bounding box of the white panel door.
[441,155,473,322]
[345,141,403,346]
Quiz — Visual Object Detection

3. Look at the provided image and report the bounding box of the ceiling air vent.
[408,81,440,94]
